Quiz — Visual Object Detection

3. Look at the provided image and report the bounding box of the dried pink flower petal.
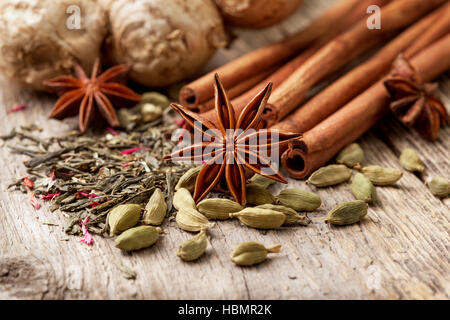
[30,194,40,210]
[89,201,101,207]
[79,217,94,245]
[120,146,149,155]
[79,192,99,199]
[7,104,27,113]
[23,177,34,189]
[106,127,120,135]
[41,192,61,201]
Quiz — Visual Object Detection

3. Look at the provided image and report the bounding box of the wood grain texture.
[0,0,449,300]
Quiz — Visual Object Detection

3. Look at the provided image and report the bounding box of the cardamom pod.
[141,92,170,109]
[351,173,377,203]
[248,174,277,189]
[175,166,201,192]
[325,200,368,225]
[140,103,163,122]
[426,176,450,198]
[177,229,208,261]
[256,204,307,226]
[173,188,196,211]
[400,148,424,173]
[108,204,142,236]
[361,165,403,185]
[176,208,215,232]
[275,188,321,211]
[336,143,364,168]
[197,198,243,220]
[245,184,276,205]
[117,109,138,129]
[230,242,281,266]
[230,207,286,229]
[114,225,161,251]
[306,164,352,187]
[142,188,167,225]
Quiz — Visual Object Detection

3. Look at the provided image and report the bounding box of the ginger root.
[215,0,303,29]
[100,0,227,88]
[0,0,108,90]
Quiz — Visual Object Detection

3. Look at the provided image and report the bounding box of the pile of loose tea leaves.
[2,112,191,237]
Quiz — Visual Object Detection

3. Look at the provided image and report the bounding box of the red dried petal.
[30,194,40,210]
[7,104,27,113]
[23,177,34,189]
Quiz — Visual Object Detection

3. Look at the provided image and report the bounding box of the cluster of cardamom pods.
[309,144,448,225]
[105,142,447,269]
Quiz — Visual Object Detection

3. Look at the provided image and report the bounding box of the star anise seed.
[44,58,141,133]
[384,54,449,141]
[164,74,301,205]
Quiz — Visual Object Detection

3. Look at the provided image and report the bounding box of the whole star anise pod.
[44,58,141,133]
[164,74,301,205]
[384,54,449,141]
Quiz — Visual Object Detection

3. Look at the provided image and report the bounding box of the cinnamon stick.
[273,2,450,134]
[264,0,447,127]
[281,34,450,179]
[179,0,362,111]
[200,0,389,124]
[195,65,278,113]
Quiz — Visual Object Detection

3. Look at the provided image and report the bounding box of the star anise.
[384,54,449,141]
[44,58,141,133]
[164,74,301,205]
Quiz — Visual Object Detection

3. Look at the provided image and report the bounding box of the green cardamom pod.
[336,143,364,168]
[175,166,202,193]
[177,229,208,261]
[230,207,286,229]
[247,174,277,189]
[173,188,196,211]
[114,225,161,251]
[256,204,308,226]
[245,184,276,205]
[426,176,450,198]
[361,165,403,185]
[351,173,377,203]
[325,200,368,225]
[275,188,321,211]
[108,204,142,236]
[197,198,243,220]
[307,164,352,187]
[230,242,281,266]
[176,208,215,232]
[117,109,138,128]
[141,92,170,109]
[400,148,424,173]
[140,103,163,123]
[142,188,167,225]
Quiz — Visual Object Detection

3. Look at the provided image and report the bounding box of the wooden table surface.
[0,0,449,299]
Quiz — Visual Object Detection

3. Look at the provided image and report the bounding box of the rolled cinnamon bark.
[264,0,447,127]
[200,0,388,124]
[281,34,450,179]
[195,65,278,113]
[179,0,362,111]
[273,2,450,133]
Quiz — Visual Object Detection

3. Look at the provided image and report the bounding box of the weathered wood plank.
[0,0,449,300]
